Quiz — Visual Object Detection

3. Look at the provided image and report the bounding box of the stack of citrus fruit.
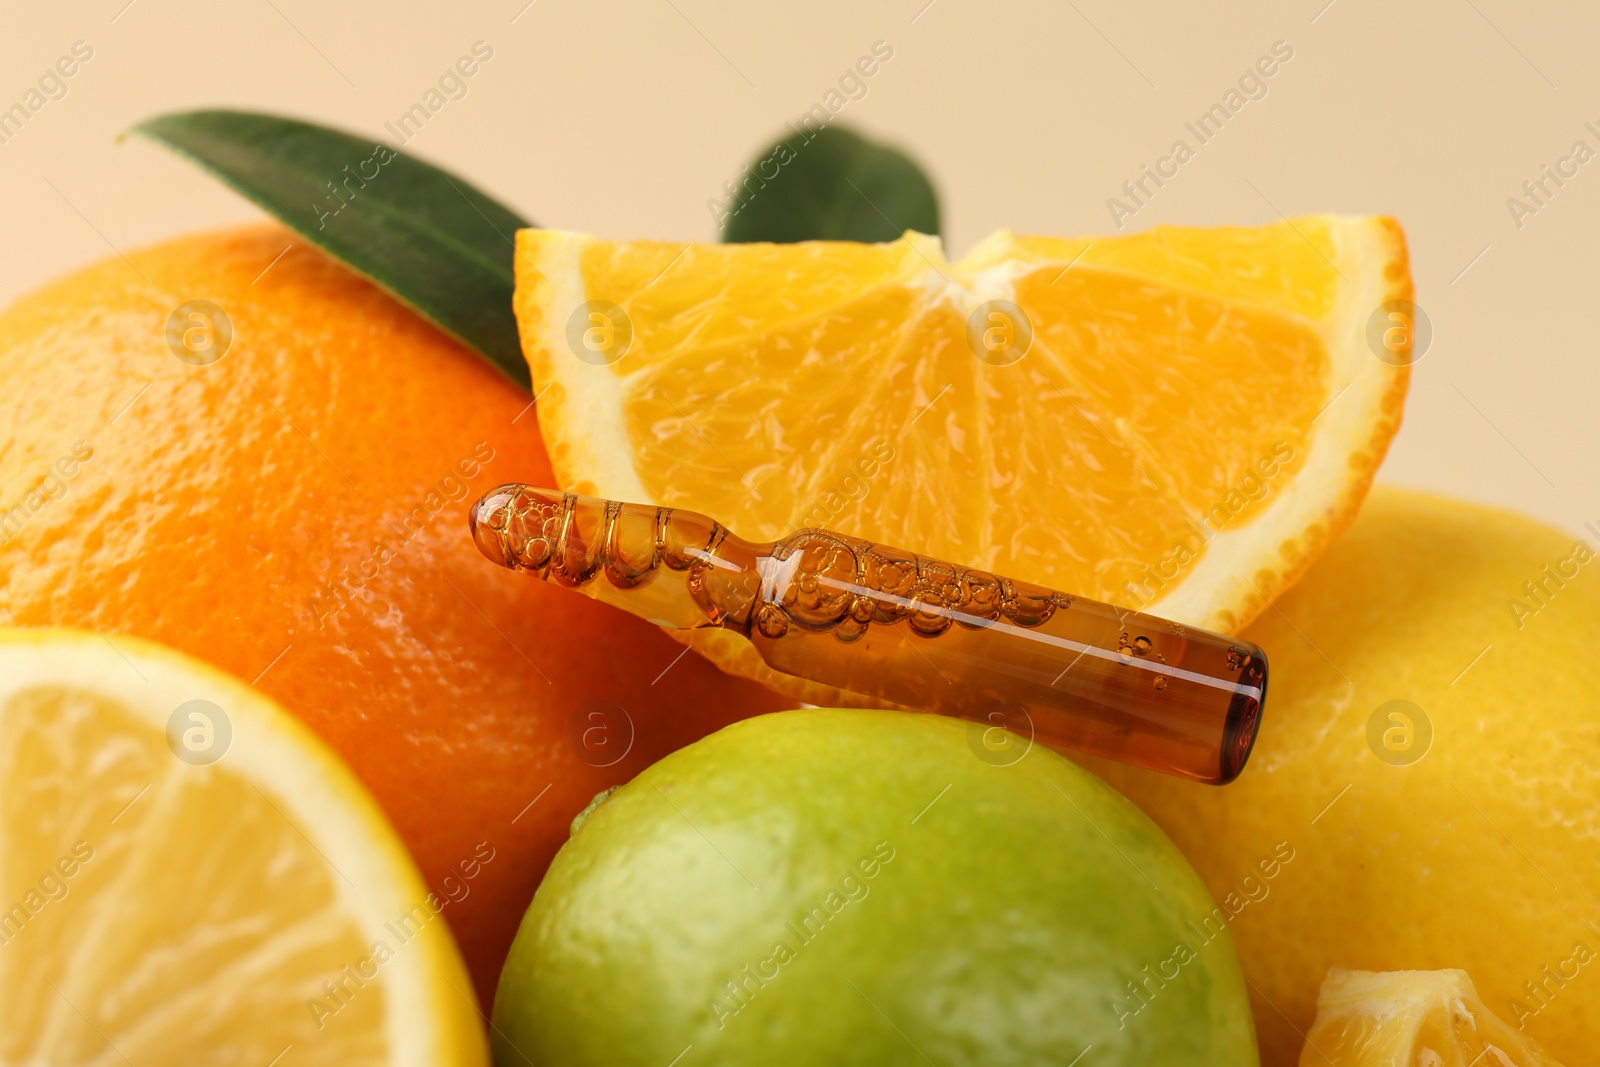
[8,171,1593,1067]
[507,215,1599,1064]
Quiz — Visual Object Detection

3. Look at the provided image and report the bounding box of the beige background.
[2,0,1594,536]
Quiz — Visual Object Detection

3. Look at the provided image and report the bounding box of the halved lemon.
[0,628,488,1065]
[515,218,1410,703]
[1301,968,1564,1066]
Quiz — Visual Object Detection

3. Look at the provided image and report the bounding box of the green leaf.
[721,126,939,245]
[129,109,533,389]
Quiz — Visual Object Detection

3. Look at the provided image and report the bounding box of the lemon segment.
[1301,968,1566,1067]
[0,628,488,1066]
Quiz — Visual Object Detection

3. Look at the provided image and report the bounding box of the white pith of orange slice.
[0,627,488,1065]
[513,218,1411,704]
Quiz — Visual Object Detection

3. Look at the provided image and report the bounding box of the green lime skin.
[493,709,1257,1066]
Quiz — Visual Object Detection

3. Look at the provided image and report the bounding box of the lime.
[492,708,1257,1065]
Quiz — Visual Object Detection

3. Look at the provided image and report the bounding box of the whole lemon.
[493,708,1258,1066]
[1088,487,1600,1065]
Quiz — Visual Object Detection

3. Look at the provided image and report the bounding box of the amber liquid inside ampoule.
[471,486,1266,785]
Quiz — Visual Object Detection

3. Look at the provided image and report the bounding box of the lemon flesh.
[0,628,487,1065]
[1301,968,1565,1066]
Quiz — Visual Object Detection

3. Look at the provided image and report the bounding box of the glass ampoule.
[470,485,1266,785]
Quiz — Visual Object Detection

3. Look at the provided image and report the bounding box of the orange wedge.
[513,218,1411,703]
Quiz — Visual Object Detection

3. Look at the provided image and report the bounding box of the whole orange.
[0,224,789,1002]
